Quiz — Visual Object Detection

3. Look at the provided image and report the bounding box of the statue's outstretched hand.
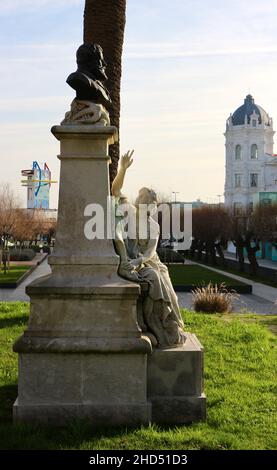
[120,150,134,171]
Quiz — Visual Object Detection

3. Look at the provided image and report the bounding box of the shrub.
[192,283,238,313]
[30,244,50,254]
[157,247,185,263]
[30,245,43,253]
[9,248,36,261]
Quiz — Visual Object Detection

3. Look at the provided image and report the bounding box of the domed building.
[224,94,277,212]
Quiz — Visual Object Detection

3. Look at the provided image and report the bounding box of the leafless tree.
[230,208,260,275]
[192,206,232,266]
[249,203,277,262]
[0,184,19,273]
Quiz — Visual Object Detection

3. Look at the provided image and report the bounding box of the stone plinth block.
[13,124,151,426]
[14,283,151,353]
[14,353,150,426]
[147,333,206,424]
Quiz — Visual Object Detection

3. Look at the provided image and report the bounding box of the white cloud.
[2,42,277,65]
[0,0,83,14]
[0,96,70,112]
[1,0,277,204]
[124,44,277,60]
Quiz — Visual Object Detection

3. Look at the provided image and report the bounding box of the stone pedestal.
[147,334,206,424]
[13,124,206,426]
[13,125,151,425]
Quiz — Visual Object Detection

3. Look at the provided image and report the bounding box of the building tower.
[224,94,277,213]
[21,161,57,210]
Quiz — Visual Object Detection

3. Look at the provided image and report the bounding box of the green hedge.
[9,249,36,262]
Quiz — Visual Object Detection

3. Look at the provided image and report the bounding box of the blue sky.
[1,0,277,207]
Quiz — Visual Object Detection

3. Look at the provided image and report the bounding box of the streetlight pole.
[217,194,222,205]
[171,192,180,249]
[172,191,180,203]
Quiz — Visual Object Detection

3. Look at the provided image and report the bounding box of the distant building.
[187,199,206,209]
[253,191,277,206]
[224,94,277,214]
[21,161,57,210]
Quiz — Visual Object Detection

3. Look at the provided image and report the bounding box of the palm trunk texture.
[84,0,127,183]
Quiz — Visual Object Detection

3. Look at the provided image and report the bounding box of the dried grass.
[192,283,239,313]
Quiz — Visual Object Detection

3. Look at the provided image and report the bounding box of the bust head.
[76,43,108,81]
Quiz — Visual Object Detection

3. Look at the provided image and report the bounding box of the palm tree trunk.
[84,0,127,184]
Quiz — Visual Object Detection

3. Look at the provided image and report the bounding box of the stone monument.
[13,44,206,425]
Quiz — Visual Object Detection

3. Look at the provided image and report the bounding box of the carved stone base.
[13,400,151,427]
[61,99,110,126]
[12,124,206,426]
[147,334,206,424]
[13,351,151,426]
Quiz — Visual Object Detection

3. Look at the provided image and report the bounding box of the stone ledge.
[51,125,118,143]
[13,335,152,354]
[26,275,141,297]
[48,255,119,265]
[13,399,151,426]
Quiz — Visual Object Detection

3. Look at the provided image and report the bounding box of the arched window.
[235,144,241,160]
[251,144,258,159]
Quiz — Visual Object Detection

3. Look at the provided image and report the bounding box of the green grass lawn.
[168,264,246,287]
[0,302,276,450]
[214,264,277,289]
[0,266,30,284]
[186,256,277,288]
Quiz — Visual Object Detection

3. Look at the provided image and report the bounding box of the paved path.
[177,259,277,314]
[1,257,277,315]
[0,258,51,302]
[177,292,277,315]
[193,261,277,302]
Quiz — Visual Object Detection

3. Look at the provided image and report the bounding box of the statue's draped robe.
[115,198,186,348]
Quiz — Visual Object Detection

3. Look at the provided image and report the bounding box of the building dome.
[231,94,271,126]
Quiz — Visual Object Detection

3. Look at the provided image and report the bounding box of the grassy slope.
[168,264,245,287]
[0,302,276,450]
[0,266,30,284]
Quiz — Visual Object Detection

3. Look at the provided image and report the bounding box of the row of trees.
[0,184,56,258]
[190,204,277,274]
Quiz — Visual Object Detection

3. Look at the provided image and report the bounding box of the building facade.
[224,94,277,213]
[21,161,56,210]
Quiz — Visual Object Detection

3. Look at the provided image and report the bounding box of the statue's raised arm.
[112,150,134,197]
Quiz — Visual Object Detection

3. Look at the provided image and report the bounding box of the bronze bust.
[62,43,111,126]
[67,43,111,107]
